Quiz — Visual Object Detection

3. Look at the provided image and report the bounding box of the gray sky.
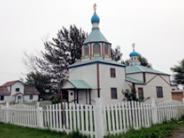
[0,0,184,84]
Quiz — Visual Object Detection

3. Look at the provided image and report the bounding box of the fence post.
[36,102,44,128]
[151,98,158,124]
[94,98,106,138]
[5,102,9,123]
[182,99,184,116]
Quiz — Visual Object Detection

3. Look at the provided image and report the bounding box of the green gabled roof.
[126,77,144,84]
[84,28,110,44]
[126,65,169,76]
[69,80,92,89]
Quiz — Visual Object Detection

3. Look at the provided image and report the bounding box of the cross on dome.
[132,43,135,51]
[91,3,100,24]
[82,4,111,60]
[129,43,140,57]
[93,3,97,12]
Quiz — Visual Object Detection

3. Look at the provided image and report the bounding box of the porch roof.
[126,77,144,84]
[63,80,92,89]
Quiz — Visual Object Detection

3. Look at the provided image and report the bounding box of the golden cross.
[132,43,135,51]
[93,3,97,12]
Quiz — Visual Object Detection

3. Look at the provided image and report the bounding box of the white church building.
[62,6,172,104]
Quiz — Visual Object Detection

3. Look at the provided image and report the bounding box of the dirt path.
[167,127,184,138]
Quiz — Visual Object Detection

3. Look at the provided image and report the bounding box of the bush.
[51,95,61,104]
[67,131,87,138]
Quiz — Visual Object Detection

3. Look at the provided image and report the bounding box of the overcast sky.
[0,0,183,84]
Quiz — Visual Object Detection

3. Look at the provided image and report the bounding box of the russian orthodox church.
[62,5,172,104]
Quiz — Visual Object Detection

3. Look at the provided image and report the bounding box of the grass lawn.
[105,119,184,138]
[0,123,87,138]
[1,119,184,138]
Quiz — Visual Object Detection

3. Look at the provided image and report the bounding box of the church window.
[93,43,100,56]
[84,46,89,56]
[138,87,144,101]
[104,45,109,55]
[30,95,33,100]
[111,88,117,99]
[0,96,4,101]
[18,96,21,100]
[16,88,20,92]
[110,68,116,78]
[156,86,163,98]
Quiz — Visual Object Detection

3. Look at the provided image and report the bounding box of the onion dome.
[129,43,140,57]
[83,3,110,45]
[129,51,140,57]
[91,3,100,24]
[91,12,100,24]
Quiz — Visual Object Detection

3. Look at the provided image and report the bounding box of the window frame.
[0,96,4,101]
[15,88,20,92]
[111,87,118,99]
[156,86,163,98]
[110,68,116,78]
[30,95,33,100]
[138,87,144,101]
[84,46,89,57]
[93,43,100,56]
[18,95,21,100]
[104,45,109,55]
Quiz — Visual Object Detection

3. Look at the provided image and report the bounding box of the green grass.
[1,119,184,138]
[0,123,87,138]
[104,119,184,138]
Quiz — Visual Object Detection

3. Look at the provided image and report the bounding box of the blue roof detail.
[126,65,170,76]
[91,12,100,24]
[84,28,110,44]
[129,51,140,57]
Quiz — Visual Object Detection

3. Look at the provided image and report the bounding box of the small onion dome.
[129,51,140,57]
[91,12,100,24]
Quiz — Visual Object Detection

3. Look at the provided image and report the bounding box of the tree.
[33,25,86,93]
[171,59,184,84]
[122,85,138,101]
[25,71,51,99]
[124,56,152,68]
[138,56,152,68]
[111,46,123,62]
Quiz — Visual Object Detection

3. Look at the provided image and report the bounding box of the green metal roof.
[69,80,92,89]
[126,65,169,76]
[84,28,110,44]
[126,77,144,84]
[69,59,126,69]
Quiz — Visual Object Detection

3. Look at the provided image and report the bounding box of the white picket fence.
[0,99,184,138]
[42,103,95,137]
[103,100,184,135]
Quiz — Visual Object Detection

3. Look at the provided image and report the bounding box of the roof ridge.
[1,80,22,87]
[135,65,143,71]
[84,28,110,44]
[126,76,141,81]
